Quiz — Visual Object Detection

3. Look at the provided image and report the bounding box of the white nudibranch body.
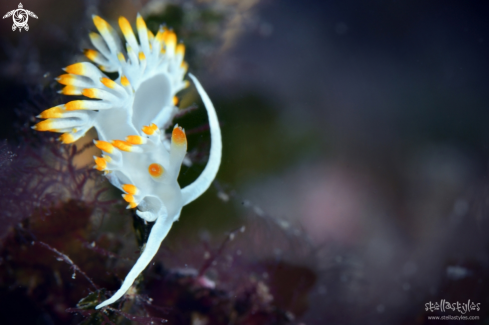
[33,15,222,309]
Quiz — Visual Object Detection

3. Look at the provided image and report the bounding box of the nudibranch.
[33,14,221,309]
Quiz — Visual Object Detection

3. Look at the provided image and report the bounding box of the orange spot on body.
[138,52,146,61]
[148,163,164,178]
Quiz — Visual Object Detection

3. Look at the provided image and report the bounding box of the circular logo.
[13,9,28,28]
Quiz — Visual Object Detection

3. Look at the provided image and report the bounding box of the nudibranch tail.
[95,207,176,309]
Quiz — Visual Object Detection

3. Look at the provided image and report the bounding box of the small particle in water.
[253,206,264,216]
[377,304,385,313]
[217,191,229,202]
[402,261,417,277]
[446,265,471,280]
[317,285,327,295]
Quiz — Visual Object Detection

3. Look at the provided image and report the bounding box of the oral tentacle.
[181,74,222,205]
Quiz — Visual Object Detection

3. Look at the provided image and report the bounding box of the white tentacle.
[181,74,222,205]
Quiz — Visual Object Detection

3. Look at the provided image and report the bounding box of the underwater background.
[1,0,489,324]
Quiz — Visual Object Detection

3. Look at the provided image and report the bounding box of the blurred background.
[1,0,489,324]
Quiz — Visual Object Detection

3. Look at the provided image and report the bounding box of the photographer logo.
[2,3,38,32]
